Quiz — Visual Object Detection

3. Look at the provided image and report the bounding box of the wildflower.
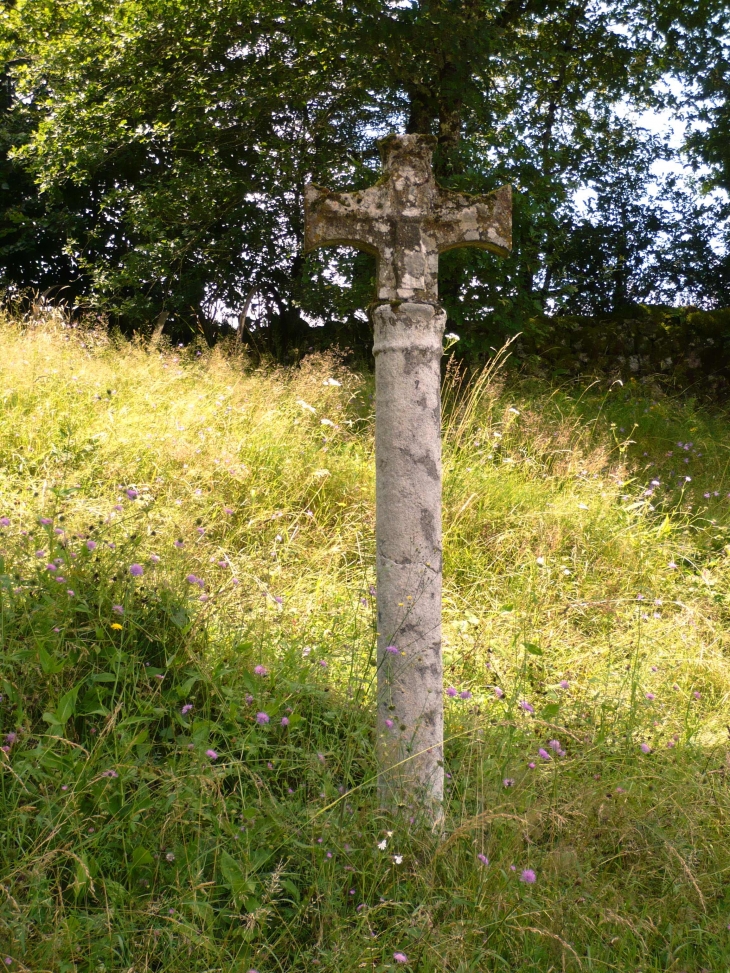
[459,690,472,699]
[494,687,504,699]
[520,869,536,884]
[393,952,408,963]
[384,719,394,729]
[256,712,270,725]
[377,839,387,850]
[205,749,218,760]
[46,564,57,572]
[112,604,124,614]
[101,769,118,778]
[528,762,536,769]
[126,488,138,499]
[693,691,701,700]
[67,590,75,597]
[536,556,545,565]
[245,694,254,704]
[445,686,457,697]
[165,852,175,862]
[35,550,45,558]
[548,739,561,752]
[385,645,399,655]
[477,853,489,865]
[503,778,515,787]
[196,527,205,535]
[85,540,97,552]
[645,692,655,701]
[5,733,16,746]
[538,748,551,761]
[150,554,160,564]
[519,700,535,714]
[129,563,143,577]
[640,742,651,754]
[39,517,53,525]
[393,854,403,864]
[319,659,327,668]
[154,674,164,681]
[668,560,677,569]
[186,574,199,584]
[174,539,184,549]
[559,680,569,689]
[254,665,269,676]
[280,716,289,726]
[0,517,9,527]
[111,623,123,630]
[181,704,193,716]
[54,576,65,583]
[223,507,234,515]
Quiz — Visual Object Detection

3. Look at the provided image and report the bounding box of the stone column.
[373,301,446,814]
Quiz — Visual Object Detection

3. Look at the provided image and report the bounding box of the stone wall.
[503,306,730,397]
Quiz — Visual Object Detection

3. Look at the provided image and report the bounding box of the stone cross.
[304,133,511,815]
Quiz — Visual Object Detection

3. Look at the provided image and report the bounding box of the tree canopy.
[1,0,729,352]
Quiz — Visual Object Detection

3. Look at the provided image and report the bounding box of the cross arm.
[303,183,384,257]
[432,184,512,256]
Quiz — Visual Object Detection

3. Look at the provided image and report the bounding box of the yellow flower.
[110,622,123,630]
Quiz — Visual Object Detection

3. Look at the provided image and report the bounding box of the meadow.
[0,308,729,972]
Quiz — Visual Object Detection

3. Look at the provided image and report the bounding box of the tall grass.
[0,310,729,972]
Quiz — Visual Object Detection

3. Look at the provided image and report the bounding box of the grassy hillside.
[0,310,729,972]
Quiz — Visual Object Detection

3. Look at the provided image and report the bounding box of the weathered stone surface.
[303,134,512,815]
[305,134,511,304]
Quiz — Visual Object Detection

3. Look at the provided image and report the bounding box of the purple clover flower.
[445,687,457,697]
[477,853,489,865]
[393,953,408,964]
[280,716,289,726]
[385,645,399,655]
[181,704,193,716]
[205,749,218,760]
[129,563,143,577]
[640,742,651,754]
[254,665,269,676]
[520,869,536,884]
[256,712,270,725]
[519,700,535,714]
[459,690,472,699]
[538,748,551,760]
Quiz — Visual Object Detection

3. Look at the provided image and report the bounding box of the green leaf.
[55,684,80,725]
[524,642,543,656]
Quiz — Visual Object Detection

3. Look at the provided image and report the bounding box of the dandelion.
[477,853,489,865]
[640,742,651,754]
[181,704,193,716]
[205,749,218,760]
[519,700,535,714]
[110,623,123,630]
[254,664,269,676]
[520,869,536,884]
[445,686,457,697]
[256,712,270,725]
[129,563,143,577]
[385,645,399,655]
[280,716,289,726]
[393,952,408,963]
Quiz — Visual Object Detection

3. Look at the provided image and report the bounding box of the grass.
[0,307,729,972]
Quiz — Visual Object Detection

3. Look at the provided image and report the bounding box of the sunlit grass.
[0,310,729,971]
